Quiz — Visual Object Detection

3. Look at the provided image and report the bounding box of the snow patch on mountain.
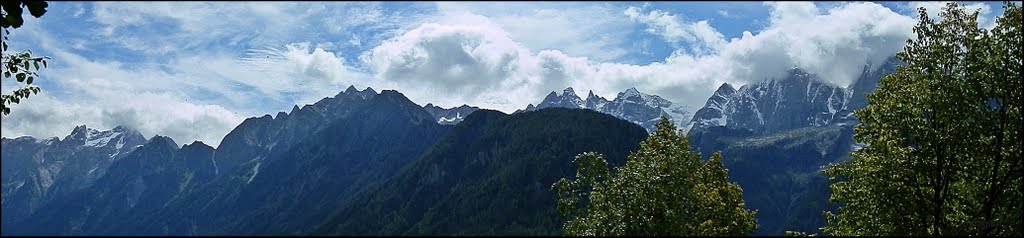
[247,162,262,185]
[424,103,480,125]
[84,130,120,147]
[438,112,464,124]
[520,87,691,133]
[689,68,863,136]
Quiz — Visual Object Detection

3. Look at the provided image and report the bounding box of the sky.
[0,1,1011,146]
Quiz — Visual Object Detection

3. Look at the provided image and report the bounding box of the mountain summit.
[519,87,690,133]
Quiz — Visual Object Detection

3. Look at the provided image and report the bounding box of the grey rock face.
[689,57,902,137]
[520,87,690,133]
[1,125,147,226]
[691,68,853,136]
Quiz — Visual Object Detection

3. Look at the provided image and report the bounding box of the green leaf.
[33,61,39,70]
[15,73,25,82]
[4,71,9,78]
[26,76,33,84]
[42,60,47,68]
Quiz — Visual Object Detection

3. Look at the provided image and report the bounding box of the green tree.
[823,2,1022,236]
[1,0,49,116]
[553,117,757,236]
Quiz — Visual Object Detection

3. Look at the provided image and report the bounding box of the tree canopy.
[823,2,1022,236]
[553,117,757,236]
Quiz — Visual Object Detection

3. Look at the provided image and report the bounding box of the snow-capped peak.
[58,125,148,154]
[618,87,641,100]
[521,87,691,133]
[562,87,577,98]
[84,129,120,148]
[66,125,99,141]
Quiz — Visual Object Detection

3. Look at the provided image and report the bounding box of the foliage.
[1,0,49,115]
[553,117,757,236]
[823,2,1023,236]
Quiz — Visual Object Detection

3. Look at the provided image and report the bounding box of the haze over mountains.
[1,58,899,235]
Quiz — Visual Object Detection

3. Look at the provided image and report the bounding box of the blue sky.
[0,1,1010,145]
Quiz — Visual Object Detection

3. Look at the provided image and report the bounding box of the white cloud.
[2,9,372,145]
[705,1,914,87]
[1,92,243,147]
[906,1,997,29]
[365,1,917,116]
[361,18,538,112]
[435,2,636,62]
[0,46,246,145]
[625,6,728,55]
[0,44,371,146]
[89,2,308,55]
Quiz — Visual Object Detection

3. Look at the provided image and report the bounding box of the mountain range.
[519,87,690,133]
[1,57,901,235]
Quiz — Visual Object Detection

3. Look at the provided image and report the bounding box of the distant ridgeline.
[1,57,900,235]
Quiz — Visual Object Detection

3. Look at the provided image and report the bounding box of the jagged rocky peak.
[617,87,642,101]
[147,134,179,149]
[706,83,737,108]
[534,87,586,110]
[182,140,211,150]
[585,90,605,101]
[543,91,560,100]
[562,87,578,98]
[343,85,359,94]
[60,125,146,149]
[521,87,690,133]
[715,83,736,95]
[338,85,377,100]
[690,83,738,132]
[688,65,889,136]
[423,103,481,125]
[65,125,100,141]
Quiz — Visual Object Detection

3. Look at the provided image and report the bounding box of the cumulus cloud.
[1,6,372,145]
[435,2,636,62]
[361,17,537,112]
[1,42,370,145]
[711,2,915,86]
[625,6,728,55]
[0,46,246,145]
[366,2,917,115]
[1,91,243,146]
[236,42,372,104]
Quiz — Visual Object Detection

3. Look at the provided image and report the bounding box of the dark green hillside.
[317,108,649,236]
[696,125,854,235]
